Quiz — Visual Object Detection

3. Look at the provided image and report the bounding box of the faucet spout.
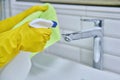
[62,27,103,42]
[62,19,104,70]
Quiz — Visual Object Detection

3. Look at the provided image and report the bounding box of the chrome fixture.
[62,19,103,70]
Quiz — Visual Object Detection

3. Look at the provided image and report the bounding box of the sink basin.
[26,53,120,80]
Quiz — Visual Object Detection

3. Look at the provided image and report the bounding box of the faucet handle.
[80,19,103,27]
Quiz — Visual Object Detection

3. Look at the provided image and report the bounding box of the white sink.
[26,53,120,80]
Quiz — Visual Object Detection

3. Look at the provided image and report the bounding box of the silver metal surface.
[62,19,104,70]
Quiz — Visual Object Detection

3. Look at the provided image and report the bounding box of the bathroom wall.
[9,0,120,74]
[1,0,11,19]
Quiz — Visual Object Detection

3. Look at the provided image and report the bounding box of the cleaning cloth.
[12,3,61,58]
[0,3,60,68]
[0,5,49,68]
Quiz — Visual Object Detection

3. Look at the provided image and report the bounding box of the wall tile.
[86,6,120,13]
[103,54,120,74]
[104,19,120,38]
[81,17,95,30]
[86,11,120,19]
[46,43,81,62]
[57,14,81,31]
[80,49,93,66]
[104,37,120,57]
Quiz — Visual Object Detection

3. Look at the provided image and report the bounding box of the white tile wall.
[86,11,120,19]
[104,37,120,57]
[80,49,93,66]
[104,19,120,38]
[103,53,120,74]
[10,1,120,74]
[4,0,11,18]
[46,43,81,62]
[57,14,81,31]
[86,6,120,19]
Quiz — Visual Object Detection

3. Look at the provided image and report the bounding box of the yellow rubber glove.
[0,5,48,33]
[0,22,51,68]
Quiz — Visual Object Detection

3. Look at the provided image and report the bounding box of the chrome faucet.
[62,19,104,70]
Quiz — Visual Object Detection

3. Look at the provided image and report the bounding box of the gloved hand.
[0,22,51,68]
[0,5,48,33]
